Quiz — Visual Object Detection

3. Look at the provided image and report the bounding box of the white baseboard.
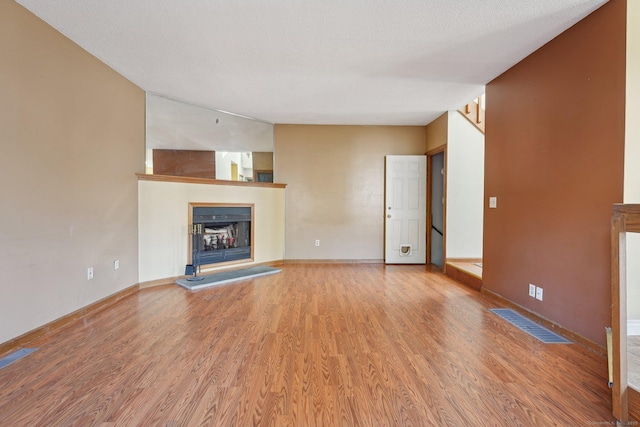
[628,320,640,336]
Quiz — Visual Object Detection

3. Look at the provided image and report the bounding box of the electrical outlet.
[114,259,120,270]
[535,286,543,301]
[315,239,320,247]
[528,284,536,298]
[87,267,94,280]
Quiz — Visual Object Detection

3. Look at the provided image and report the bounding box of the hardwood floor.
[446,261,483,279]
[0,264,614,426]
[444,262,482,291]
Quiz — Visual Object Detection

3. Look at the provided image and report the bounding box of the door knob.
[387,214,392,218]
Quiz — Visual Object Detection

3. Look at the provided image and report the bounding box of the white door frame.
[384,155,427,264]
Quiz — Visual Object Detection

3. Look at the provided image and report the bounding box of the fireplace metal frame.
[188,202,255,268]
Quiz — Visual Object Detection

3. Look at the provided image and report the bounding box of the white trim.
[628,320,640,336]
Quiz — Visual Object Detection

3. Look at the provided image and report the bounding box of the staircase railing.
[458,95,485,134]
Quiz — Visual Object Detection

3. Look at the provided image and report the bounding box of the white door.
[385,155,427,264]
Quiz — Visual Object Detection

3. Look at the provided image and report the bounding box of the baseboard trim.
[139,276,182,289]
[139,260,286,289]
[284,259,385,264]
[445,263,482,290]
[481,287,606,357]
[0,284,139,357]
[628,320,640,336]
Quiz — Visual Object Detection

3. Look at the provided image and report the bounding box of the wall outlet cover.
[535,287,543,301]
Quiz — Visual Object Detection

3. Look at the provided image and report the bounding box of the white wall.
[241,151,254,179]
[215,152,238,180]
[215,151,254,181]
[626,1,640,320]
[445,111,485,259]
[138,180,285,282]
[628,234,640,321]
[274,125,427,261]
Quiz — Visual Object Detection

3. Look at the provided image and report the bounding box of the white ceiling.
[16,0,607,126]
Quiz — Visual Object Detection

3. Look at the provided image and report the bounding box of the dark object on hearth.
[191,205,252,265]
[187,223,205,281]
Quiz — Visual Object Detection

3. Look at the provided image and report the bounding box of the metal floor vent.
[0,348,38,370]
[489,309,571,344]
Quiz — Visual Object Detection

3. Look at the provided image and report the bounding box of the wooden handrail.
[458,96,485,134]
[611,204,640,422]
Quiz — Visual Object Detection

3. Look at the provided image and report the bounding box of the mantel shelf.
[136,173,287,189]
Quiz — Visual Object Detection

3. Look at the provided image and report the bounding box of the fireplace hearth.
[189,204,253,267]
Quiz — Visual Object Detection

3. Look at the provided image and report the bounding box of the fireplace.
[189,203,253,267]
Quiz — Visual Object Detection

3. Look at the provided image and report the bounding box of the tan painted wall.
[253,152,274,172]
[0,2,145,343]
[138,180,285,282]
[625,0,640,203]
[484,0,626,345]
[275,125,426,260]
[425,113,448,152]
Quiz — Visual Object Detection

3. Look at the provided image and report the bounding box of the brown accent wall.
[0,2,145,343]
[275,125,427,260]
[153,149,216,178]
[484,0,626,345]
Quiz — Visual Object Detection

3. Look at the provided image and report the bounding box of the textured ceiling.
[16,0,607,125]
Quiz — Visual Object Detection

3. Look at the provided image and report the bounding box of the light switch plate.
[489,197,497,209]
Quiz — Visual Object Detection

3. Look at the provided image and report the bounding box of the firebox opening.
[189,204,253,267]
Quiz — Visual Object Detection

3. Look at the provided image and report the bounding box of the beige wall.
[626,0,640,203]
[425,113,448,152]
[138,180,285,282]
[275,125,426,260]
[253,152,274,172]
[0,2,145,343]
[626,0,640,320]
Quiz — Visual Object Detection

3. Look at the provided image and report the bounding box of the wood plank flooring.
[0,264,615,426]
[446,261,483,279]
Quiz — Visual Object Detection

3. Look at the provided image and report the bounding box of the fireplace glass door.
[190,204,253,266]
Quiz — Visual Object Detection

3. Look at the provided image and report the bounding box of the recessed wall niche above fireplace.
[189,203,254,267]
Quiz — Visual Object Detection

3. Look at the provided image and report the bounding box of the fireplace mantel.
[136,173,287,189]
